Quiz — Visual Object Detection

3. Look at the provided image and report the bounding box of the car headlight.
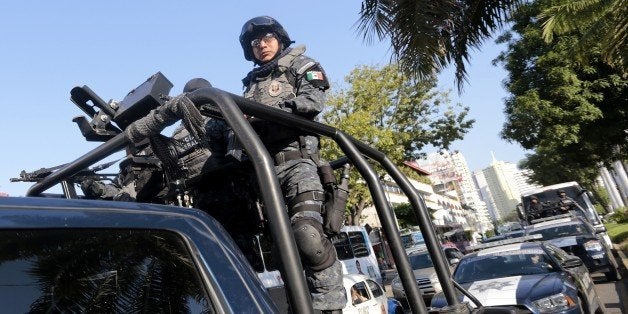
[531,293,576,313]
[584,240,603,251]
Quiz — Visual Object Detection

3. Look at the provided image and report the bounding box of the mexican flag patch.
[306,71,324,80]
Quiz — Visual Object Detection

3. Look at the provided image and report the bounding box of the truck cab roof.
[0,196,278,313]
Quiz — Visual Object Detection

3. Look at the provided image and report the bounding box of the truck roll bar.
[25,85,464,313]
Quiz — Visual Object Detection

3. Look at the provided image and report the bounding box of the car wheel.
[604,269,619,281]
[577,296,589,314]
[394,305,404,314]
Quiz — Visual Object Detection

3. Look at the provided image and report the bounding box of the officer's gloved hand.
[80,178,106,199]
[113,192,135,202]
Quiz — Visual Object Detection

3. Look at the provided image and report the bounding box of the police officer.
[526,195,544,220]
[239,16,346,312]
[80,78,232,206]
[557,190,575,213]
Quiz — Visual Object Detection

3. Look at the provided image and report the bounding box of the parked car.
[524,214,622,281]
[431,238,605,313]
[343,273,403,314]
[391,245,462,304]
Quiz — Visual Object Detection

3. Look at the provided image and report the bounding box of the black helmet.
[239,16,292,61]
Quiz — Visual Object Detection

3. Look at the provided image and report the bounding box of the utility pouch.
[318,163,336,186]
[319,163,350,235]
[323,185,349,235]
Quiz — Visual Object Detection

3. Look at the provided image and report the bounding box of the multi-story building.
[360,163,465,229]
[480,155,539,220]
[413,151,493,233]
[513,168,541,196]
[449,152,494,233]
[481,159,520,219]
[472,170,500,222]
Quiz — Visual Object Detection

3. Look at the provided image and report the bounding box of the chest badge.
[268,80,283,97]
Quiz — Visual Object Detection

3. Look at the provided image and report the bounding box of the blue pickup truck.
[0,196,278,313]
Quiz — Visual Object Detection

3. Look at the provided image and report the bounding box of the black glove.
[81,178,105,198]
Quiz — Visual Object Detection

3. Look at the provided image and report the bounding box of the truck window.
[348,231,369,258]
[0,229,213,313]
[332,233,354,260]
[367,279,384,298]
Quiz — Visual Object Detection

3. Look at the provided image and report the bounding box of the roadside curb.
[612,244,628,275]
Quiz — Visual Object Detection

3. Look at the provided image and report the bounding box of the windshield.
[528,223,591,239]
[408,252,434,269]
[453,250,556,283]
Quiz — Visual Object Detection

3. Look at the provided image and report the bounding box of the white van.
[333,225,383,284]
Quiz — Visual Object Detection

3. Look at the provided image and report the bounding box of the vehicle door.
[346,280,385,314]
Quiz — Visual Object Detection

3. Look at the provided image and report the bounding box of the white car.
[431,239,605,313]
[343,274,402,314]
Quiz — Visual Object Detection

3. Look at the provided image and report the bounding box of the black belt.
[289,191,325,208]
[289,191,325,213]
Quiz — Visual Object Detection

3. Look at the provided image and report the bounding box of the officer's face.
[252,33,280,63]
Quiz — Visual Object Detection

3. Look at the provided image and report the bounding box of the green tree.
[592,186,610,214]
[320,64,474,225]
[393,202,436,229]
[357,0,522,91]
[494,1,628,186]
[497,210,520,224]
[393,203,418,229]
[539,0,627,74]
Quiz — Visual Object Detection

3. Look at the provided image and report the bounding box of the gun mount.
[14,73,493,313]
[71,72,173,141]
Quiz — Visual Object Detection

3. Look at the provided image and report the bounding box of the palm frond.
[539,0,627,73]
[356,0,395,45]
[358,0,522,92]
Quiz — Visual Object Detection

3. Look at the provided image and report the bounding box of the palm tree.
[357,0,522,92]
[539,0,627,74]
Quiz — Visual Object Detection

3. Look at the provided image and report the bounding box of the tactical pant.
[275,157,347,310]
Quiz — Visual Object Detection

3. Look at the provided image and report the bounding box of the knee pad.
[293,217,337,271]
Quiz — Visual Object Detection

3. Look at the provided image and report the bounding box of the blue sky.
[0,1,527,196]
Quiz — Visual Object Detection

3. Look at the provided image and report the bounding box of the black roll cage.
[26,87,461,314]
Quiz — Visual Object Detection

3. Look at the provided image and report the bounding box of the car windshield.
[453,250,556,283]
[408,252,434,269]
[529,223,589,239]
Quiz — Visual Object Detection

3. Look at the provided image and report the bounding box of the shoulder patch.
[302,64,330,90]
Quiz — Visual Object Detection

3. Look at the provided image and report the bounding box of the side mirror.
[449,258,460,266]
[561,257,583,268]
[594,225,607,234]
